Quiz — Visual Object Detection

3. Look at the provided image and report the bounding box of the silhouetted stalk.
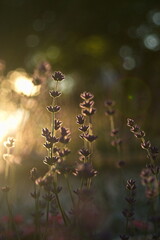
[65,174,74,206]
[109,115,121,155]
[141,137,160,208]
[43,199,50,240]
[5,161,9,183]
[5,192,21,240]
[5,148,10,183]
[51,81,58,137]
[53,180,68,225]
[87,178,91,189]
[80,178,84,190]
[34,183,41,240]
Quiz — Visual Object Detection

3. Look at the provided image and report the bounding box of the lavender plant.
[75,91,97,190]
[105,100,124,167]
[1,69,160,240]
[127,118,160,239]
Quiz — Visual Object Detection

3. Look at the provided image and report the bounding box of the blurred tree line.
[0,0,160,135]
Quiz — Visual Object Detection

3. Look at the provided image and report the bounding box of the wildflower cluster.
[1,68,160,240]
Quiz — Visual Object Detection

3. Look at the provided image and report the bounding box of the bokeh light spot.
[144,34,160,50]
[26,34,40,48]
[0,109,29,142]
[46,46,61,61]
[119,45,132,58]
[8,70,40,96]
[128,95,133,100]
[33,19,45,32]
[80,36,107,57]
[15,76,40,96]
[152,12,160,25]
[123,57,136,70]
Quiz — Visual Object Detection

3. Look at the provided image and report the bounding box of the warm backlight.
[0,109,28,141]
[14,75,40,96]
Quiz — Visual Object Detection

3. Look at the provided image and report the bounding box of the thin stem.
[34,184,41,240]
[88,115,93,135]
[51,80,59,137]
[125,218,129,235]
[43,198,50,240]
[65,174,74,206]
[5,193,21,240]
[110,115,121,154]
[80,177,84,190]
[53,181,68,225]
[5,148,10,183]
[87,178,91,189]
[5,161,9,183]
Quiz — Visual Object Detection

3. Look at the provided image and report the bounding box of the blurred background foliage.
[0,0,160,171]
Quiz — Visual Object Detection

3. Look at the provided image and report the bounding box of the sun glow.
[8,70,40,96]
[15,75,40,96]
[0,109,29,142]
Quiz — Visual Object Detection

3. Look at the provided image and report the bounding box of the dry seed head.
[83,134,98,142]
[79,125,89,132]
[127,118,135,127]
[3,154,12,162]
[49,90,61,98]
[4,137,15,148]
[52,71,65,81]
[1,186,10,193]
[80,91,94,101]
[82,108,96,116]
[76,114,85,125]
[104,100,115,107]
[46,105,61,113]
[30,167,39,181]
[32,78,42,86]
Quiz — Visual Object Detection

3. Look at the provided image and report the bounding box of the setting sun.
[0,109,28,142]
[7,70,41,96]
[14,75,40,96]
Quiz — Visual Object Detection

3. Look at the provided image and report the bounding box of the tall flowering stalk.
[121,179,136,238]
[30,167,41,240]
[127,118,159,195]
[127,118,160,237]
[42,71,70,226]
[3,137,15,184]
[75,92,97,190]
[104,100,124,167]
[1,186,21,240]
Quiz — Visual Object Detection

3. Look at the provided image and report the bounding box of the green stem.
[65,174,74,206]
[110,115,121,154]
[43,199,50,240]
[5,193,21,240]
[87,178,91,189]
[53,181,68,225]
[125,218,129,235]
[51,80,58,137]
[5,161,9,183]
[34,184,41,240]
[5,148,10,183]
[80,177,84,190]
